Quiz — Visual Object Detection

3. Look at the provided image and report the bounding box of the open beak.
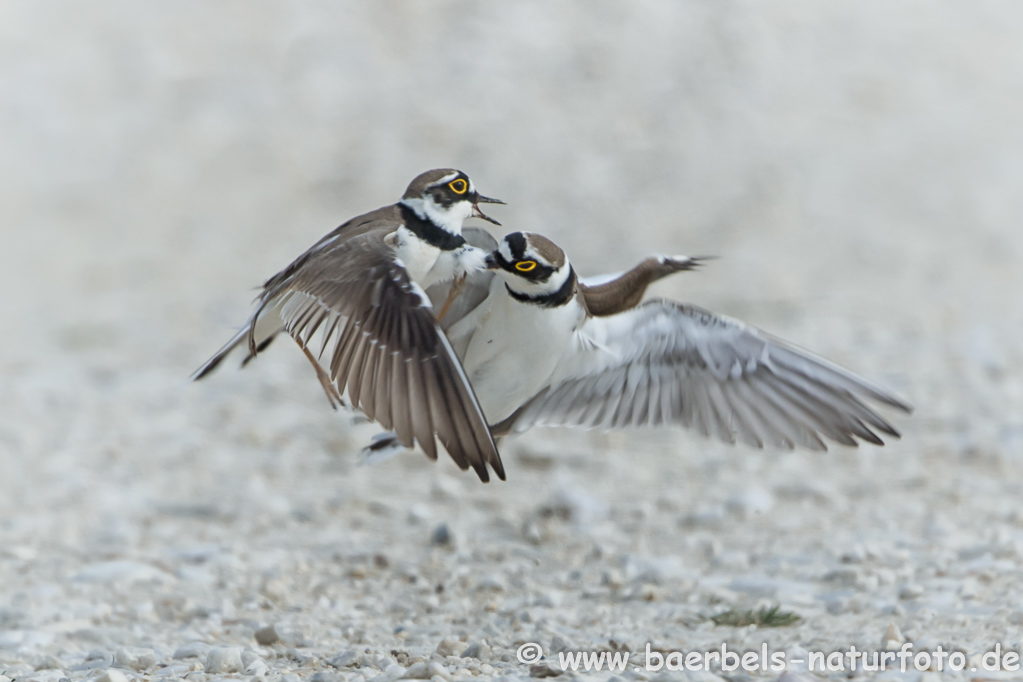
[484,253,500,270]
[472,193,505,226]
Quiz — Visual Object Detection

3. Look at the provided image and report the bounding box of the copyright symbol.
[516,642,543,664]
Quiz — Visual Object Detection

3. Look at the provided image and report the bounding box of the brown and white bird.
[367,231,910,459]
[193,169,507,482]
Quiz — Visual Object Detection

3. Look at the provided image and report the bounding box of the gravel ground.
[2,2,1023,681]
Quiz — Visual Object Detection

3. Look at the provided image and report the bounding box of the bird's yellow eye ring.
[448,178,468,194]
[515,260,537,272]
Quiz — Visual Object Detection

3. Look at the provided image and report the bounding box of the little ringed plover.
[193,169,507,482]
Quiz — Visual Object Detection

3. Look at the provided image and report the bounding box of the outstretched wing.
[260,228,504,481]
[495,300,911,450]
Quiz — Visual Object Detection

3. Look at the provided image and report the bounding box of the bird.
[366,230,910,460]
[192,169,507,482]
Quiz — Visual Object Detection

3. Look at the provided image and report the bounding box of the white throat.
[401,196,472,236]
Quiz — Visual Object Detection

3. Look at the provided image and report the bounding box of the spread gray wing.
[250,229,504,482]
[495,300,911,450]
[426,227,498,331]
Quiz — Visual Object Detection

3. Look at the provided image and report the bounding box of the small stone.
[881,622,905,648]
[205,646,244,674]
[549,633,574,655]
[369,663,405,682]
[476,575,505,592]
[460,640,491,661]
[35,656,63,671]
[286,648,317,666]
[822,567,860,587]
[173,642,209,659]
[601,569,623,589]
[310,673,343,682]
[529,662,562,678]
[434,637,461,657]
[958,578,980,599]
[94,670,129,682]
[522,522,543,544]
[1,666,32,678]
[328,651,359,668]
[825,598,848,615]
[70,651,112,671]
[536,591,563,608]
[427,662,452,680]
[254,624,281,646]
[430,523,452,546]
[245,659,269,677]
[402,661,430,679]
[840,546,867,563]
[899,583,924,600]
[113,647,156,671]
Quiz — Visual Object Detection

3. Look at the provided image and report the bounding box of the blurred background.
[1,0,1022,673]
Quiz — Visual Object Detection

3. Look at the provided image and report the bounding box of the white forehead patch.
[498,240,514,262]
[523,245,545,265]
[433,171,460,188]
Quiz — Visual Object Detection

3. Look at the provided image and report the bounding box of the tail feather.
[192,301,285,380]
[192,327,249,380]
[359,431,409,466]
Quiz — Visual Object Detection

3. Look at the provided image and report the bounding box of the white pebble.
[402,661,429,679]
[245,658,269,676]
[459,640,491,661]
[434,637,461,657]
[173,642,209,659]
[899,583,924,600]
[328,651,359,668]
[113,647,156,671]
[881,622,905,647]
[427,662,452,680]
[95,669,129,682]
[205,646,244,674]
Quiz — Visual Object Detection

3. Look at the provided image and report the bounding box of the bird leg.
[295,338,345,410]
[436,274,466,321]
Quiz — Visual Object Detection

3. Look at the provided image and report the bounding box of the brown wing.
[260,227,504,482]
[578,255,706,317]
[194,206,405,377]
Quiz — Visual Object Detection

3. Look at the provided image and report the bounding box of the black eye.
[448,179,468,194]
[515,260,537,272]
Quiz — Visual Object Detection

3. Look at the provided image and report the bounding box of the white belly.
[392,227,442,285]
[457,282,584,424]
[424,248,460,288]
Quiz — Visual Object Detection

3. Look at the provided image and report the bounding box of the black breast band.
[398,204,467,251]
[506,267,576,308]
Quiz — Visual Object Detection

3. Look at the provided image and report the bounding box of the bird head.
[401,169,504,234]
